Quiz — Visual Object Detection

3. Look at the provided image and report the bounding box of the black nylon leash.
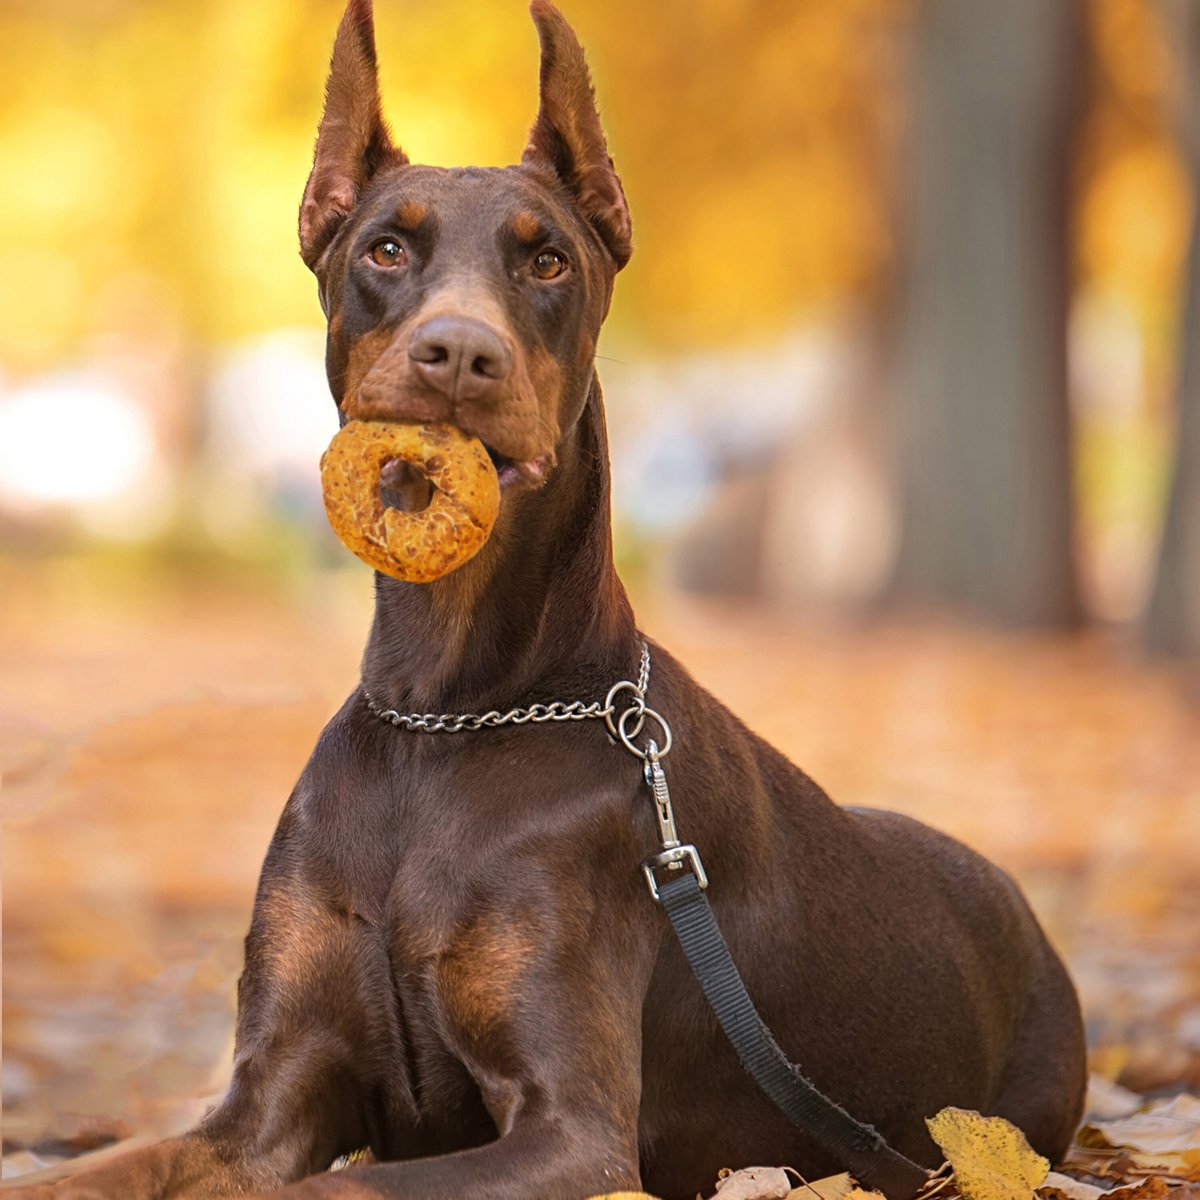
[652,869,929,1200]
[616,677,929,1200]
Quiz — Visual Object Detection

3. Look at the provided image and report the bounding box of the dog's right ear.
[299,0,407,271]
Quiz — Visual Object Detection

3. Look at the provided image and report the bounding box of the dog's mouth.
[484,444,552,490]
[485,444,520,488]
[379,443,550,513]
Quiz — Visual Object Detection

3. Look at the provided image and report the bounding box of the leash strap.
[603,664,928,1200]
[653,870,929,1200]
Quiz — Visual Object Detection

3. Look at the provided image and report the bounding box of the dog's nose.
[408,316,512,406]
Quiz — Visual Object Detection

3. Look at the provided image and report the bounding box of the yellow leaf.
[926,1107,1050,1200]
[787,1172,856,1200]
[585,1194,663,1199]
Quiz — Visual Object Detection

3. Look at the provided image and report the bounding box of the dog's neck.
[360,380,639,713]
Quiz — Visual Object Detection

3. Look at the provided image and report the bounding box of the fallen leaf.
[926,1108,1049,1200]
[585,1194,663,1199]
[715,1166,793,1199]
[1110,1180,1174,1200]
[1060,1141,1200,1184]
[1120,1152,1200,1180]
[1082,1094,1200,1156]
[1040,1171,1105,1200]
[787,1172,855,1200]
[1035,1173,1176,1200]
[1084,1076,1144,1122]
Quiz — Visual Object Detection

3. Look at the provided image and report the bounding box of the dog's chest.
[373,797,561,1143]
[318,728,634,1146]
[371,900,533,1151]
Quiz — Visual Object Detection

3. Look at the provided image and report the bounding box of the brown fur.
[12,5,1086,1200]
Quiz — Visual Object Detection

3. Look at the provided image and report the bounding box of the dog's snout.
[408,316,512,405]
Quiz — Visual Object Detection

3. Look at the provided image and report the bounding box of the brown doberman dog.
[13,3,1086,1199]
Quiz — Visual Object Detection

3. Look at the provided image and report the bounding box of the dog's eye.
[370,240,408,268]
[532,250,567,280]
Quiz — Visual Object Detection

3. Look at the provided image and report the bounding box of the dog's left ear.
[299,0,407,271]
[522,1,632,270]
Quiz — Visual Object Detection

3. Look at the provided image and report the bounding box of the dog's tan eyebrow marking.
[511,211,545,244]
[394,199,431,228]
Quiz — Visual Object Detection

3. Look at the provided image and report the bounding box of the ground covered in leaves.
[3,561,1199,1190]
[583,1092,1200,1198]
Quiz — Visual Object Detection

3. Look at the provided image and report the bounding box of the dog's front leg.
[11,871,400,1200]
[242,880,658,1200]
[245,1119,642,1200]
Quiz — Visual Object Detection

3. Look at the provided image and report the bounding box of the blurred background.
[4,0,1200,1177]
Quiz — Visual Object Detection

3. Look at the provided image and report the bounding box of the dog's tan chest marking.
[437,913,539,1041]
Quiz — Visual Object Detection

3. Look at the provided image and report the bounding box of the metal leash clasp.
[640,739,708,901]
[604,657,707,903]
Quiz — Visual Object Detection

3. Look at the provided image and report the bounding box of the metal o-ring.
[617,703,672,760]
[604,680,647,740]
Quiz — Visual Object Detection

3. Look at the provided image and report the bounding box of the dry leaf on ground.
[787,1172,856,1200]
[714,1166,794,1199]
[1084,1076,1144,1123]
[927,1108,1049,1200]
[1038,1172,1182,1200]
[1107,1181,1175,1200]
[1081,1094,1200,1156]
[1069,1092,1200,1181]
[1041,1170,1105,1200]
[1057,1145,1138,1181]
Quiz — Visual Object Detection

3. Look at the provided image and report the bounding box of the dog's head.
[299,0,630,500]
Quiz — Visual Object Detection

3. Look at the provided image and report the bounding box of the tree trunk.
[1145,1,1200,656]
[890,0,1083,626]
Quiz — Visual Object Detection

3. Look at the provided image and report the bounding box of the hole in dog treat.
[380,458,434,513]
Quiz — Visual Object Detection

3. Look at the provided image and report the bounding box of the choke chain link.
[364,641,651,735]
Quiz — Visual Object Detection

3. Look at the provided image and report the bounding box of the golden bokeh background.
[0,0,1192,615]
[0,0,1188,348]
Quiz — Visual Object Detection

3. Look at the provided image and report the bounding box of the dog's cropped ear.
[521,1,632,270]
[299,0,407,270]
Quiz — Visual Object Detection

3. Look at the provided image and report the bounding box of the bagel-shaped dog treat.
[320,420,500,582]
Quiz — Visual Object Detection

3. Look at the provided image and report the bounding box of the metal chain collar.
[363,641,653,738]
[362,637,703,898]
